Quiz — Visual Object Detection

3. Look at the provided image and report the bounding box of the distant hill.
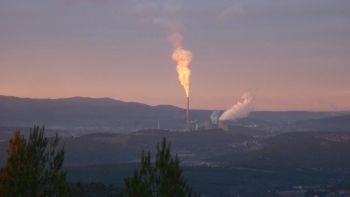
[0,95,188,129]
[0,95,345,130]
[248,111,342,123]
[292,114,350,131]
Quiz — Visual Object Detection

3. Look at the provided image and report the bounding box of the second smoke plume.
[219,93,255,121]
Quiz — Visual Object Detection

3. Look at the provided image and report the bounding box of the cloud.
[129,0,184,35]
[218,0,244,20]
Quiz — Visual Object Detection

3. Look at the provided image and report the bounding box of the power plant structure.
[186,96,190,130]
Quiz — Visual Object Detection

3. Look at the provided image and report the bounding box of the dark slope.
[62,129,255,166]
[214,131,350,171]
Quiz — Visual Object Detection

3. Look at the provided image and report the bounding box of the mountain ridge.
[0,95,347,130]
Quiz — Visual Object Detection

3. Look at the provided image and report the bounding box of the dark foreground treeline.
[0,126,199,197]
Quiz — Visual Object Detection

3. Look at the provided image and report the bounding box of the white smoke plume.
[210,111,222,124]
[219,93,255,121]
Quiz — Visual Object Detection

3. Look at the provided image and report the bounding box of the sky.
[0,0,349,111]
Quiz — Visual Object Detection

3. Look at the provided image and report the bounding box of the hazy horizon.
[1,0,349,111]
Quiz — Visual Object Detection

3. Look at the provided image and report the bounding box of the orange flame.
[172,47,192,97]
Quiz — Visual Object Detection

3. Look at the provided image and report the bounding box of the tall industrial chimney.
[186,96,190,130]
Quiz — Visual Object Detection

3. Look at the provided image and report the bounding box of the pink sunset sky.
[0,0,349,111]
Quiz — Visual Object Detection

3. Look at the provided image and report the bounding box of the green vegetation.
[120,138,199,197]
[0,126,67,196]
[0,127,198,196]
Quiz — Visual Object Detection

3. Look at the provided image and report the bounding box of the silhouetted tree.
[0,126,67,196]
[120,138,199,197]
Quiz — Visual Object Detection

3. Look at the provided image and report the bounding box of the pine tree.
[0,126,67,197]
[120,138,199,197]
